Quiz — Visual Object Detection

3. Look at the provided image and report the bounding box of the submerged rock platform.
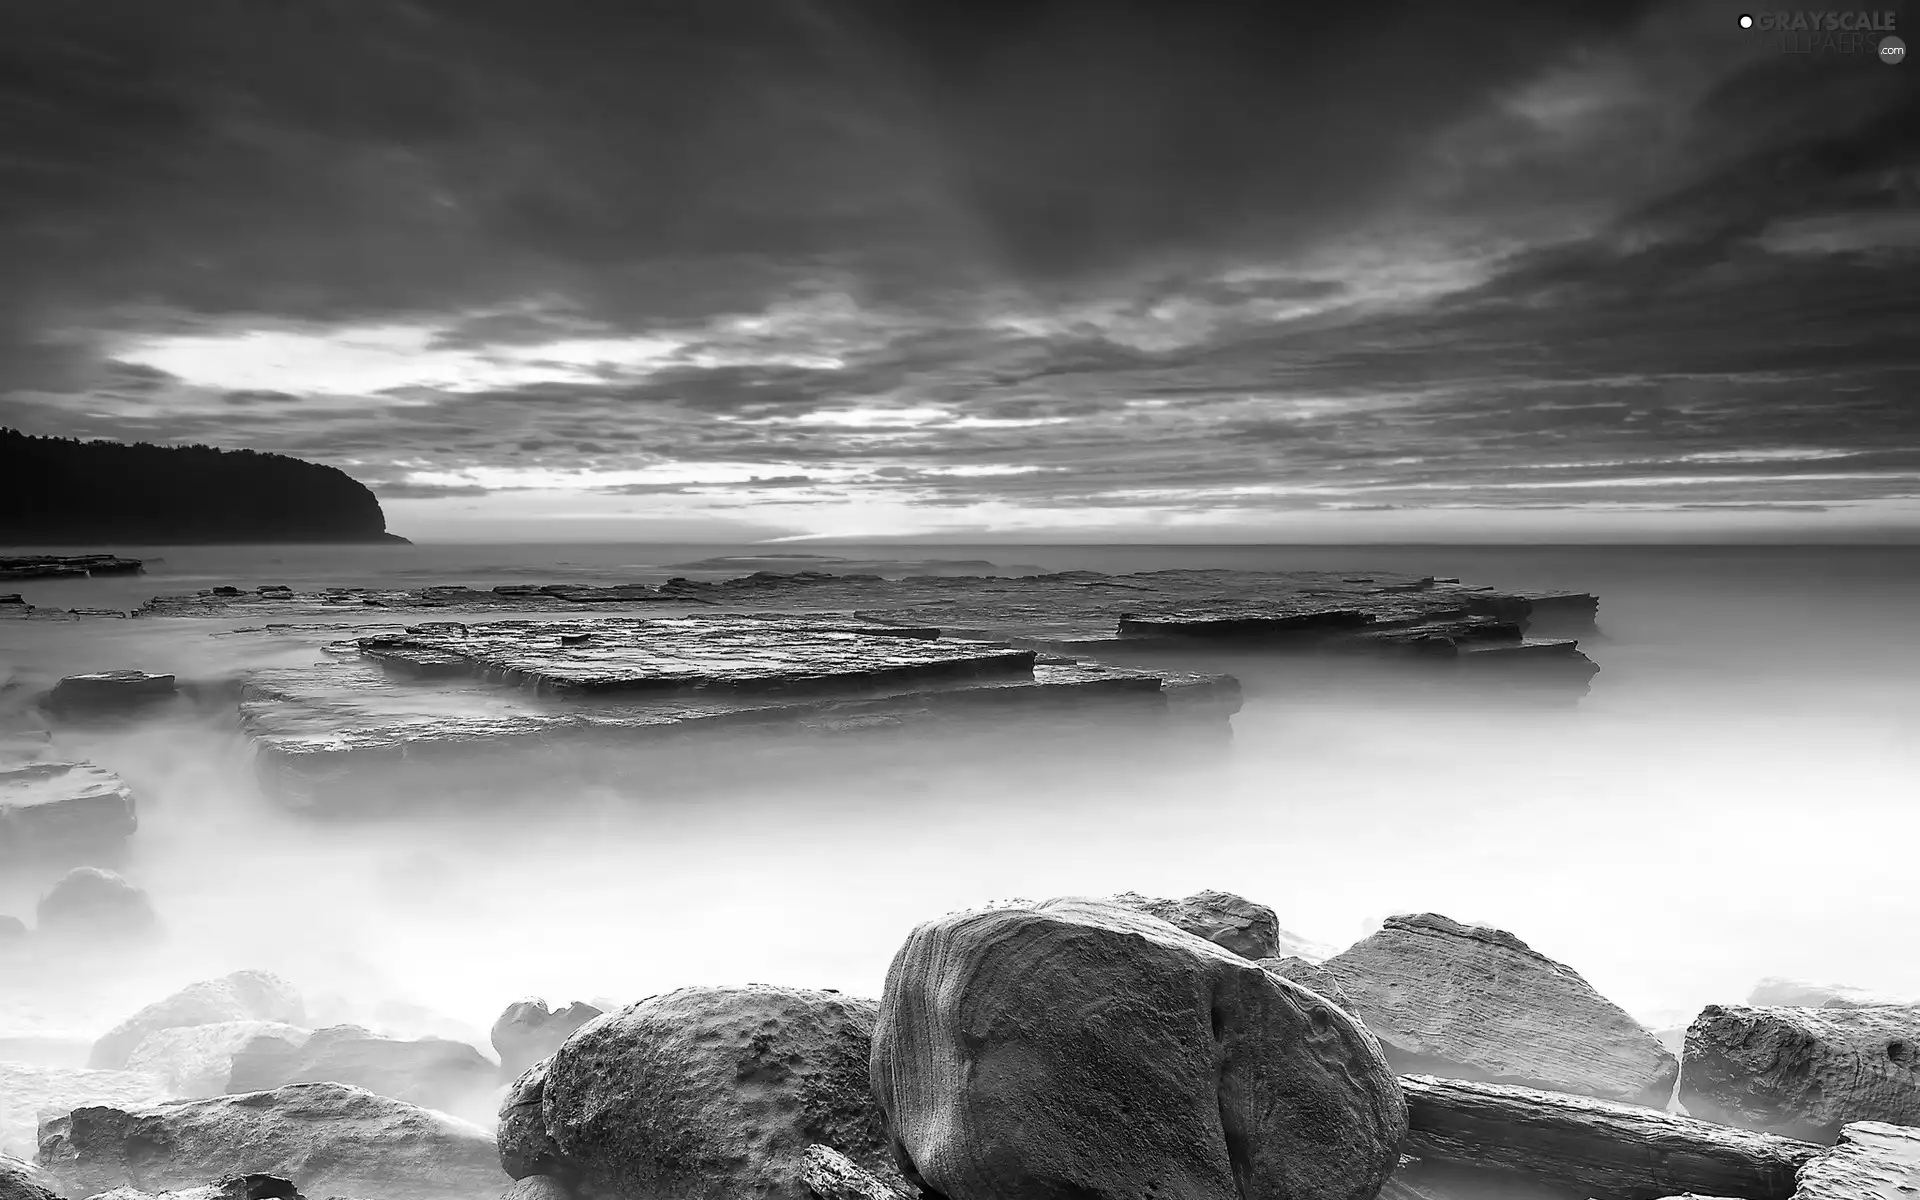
[239,614,1243,812]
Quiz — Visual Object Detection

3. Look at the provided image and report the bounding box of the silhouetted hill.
[0,428,408,544]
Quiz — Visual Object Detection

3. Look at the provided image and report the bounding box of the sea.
[2,541,1917,1062]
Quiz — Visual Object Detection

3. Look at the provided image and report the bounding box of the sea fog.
[2,541,1916,1082]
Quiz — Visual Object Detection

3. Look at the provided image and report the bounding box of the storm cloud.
[3,0,1915,539]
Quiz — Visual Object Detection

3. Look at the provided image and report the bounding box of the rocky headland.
[3,892,1914,1200]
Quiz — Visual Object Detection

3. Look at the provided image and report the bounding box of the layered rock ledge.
[238,614,1243,812]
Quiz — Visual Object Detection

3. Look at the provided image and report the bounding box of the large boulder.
[1680,1004,1920,1141]
[123,1023,311,1098]
[227,1027,497,1120]
[35,1082,502,1200]
[534,985,897,1200]
[872,896,1407,1200]
[1321,913,1678,1106]
[2,1152,64,1200]
[489,1000,601,1080]
[35,870,158,943]
[0,1063,168,1163]
[90,973,305,1071]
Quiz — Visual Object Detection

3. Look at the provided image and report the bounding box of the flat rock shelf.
[240,614,1245,812]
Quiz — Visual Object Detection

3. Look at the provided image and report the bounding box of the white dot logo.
[1882,35,1907,64]
[1738,13,1754,28]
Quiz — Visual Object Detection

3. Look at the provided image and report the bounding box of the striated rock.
[241,619,1239,812]
[489,1000,601,1080]
[35,1082,501,1200]
[1790,1121,1920,1200]
[91,972,306,1071]
[123,1023,311,1098]
[1748,979,1910,1010]
[1323,913,1679,1105]
[872,896,1407,1200]
[495,1061,562,1182]
[1680,1005,1920,1141]
[81,1174,303,1199]
[1402,1074,1819,1200]
[498,1178,569,1200]
[227,1027,497,1119]
[1257,956,1355,1009]
[0,762,138,856]
[43,674,177,717]
[2,1152,66,1200]
[0,1063,168,1163]
[799,1145,911,1200]
[34,870,158,943]
[1107,888,1281,959]
[536,985,896,1200]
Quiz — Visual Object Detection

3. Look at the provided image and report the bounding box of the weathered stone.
[1257,956,1355,1009]
[35,870,158,944]
[1108,888,1282,959]
[123,1023,311,1098]
[489,1000,602,1080]
[0,1063,168,1164]
[498,1178,569,1200]
[227,1027,497,1119]
[1790,1121,1920,1200]
[1748,979,1910,1010]
[536,985,897,1200]
[1402,1075,1820,1200]
[2,1152,65,1200]
[239,620,1239,813]
[80,1174,303,1200]
[35,1082,501,1200]
[91,972,306,1070]
[799,1145,911,1200]
[1323,913,1679,1105]
[0,763,138,856]
[43,674,176,716]
[872,896,1407,1200]
[1680,1005,1920,1141]
[495,1061,562,1182]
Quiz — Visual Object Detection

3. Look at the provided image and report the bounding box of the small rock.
[36,1082,500,1200]
[799,1145,911,1200]
[1681,1004,1920,1141]
[0,915,25,942]
[44,673,177,716]
[1322,912,1678,1106]
[1108,888,1285,959]
[2,1151,65,1200]
[124,1022,311,1098]
[1790,1121,1920,1200]
[35,869,159,943]
[0,761,139,855]
[90,971,305,1070]
[498,1178,569,1200]
[496,1061,562,1182]
[489,1000,602,1080]
[536,985,899,1200]
[872,896,1407,1200]
[228,1027,497,1120]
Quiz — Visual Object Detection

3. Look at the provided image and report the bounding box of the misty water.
[3,541,1917,1112]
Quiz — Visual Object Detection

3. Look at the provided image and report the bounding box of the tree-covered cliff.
[0,428,408,544]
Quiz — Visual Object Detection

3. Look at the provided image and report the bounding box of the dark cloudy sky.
[4,0,1917,541]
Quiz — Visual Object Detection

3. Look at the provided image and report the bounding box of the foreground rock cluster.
[9,889,1914,1200]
